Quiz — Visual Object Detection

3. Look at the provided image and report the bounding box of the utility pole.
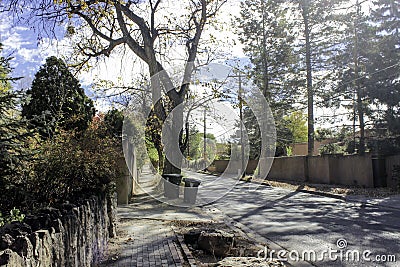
[228,69,246,177]
[354,0,365,155]
[238,72,245,177]
[186,121,190,158]
[203,108,207,161]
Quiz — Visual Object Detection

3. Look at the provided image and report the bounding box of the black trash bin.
[183,178,201,204]
[372,155,387,188]
[162,174,183,199]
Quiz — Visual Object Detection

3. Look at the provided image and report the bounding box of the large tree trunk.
[260,0,270,162]
[302,1,314,157]
[161,94,185,175]
[354,0,365,155]
[157,148,163,172]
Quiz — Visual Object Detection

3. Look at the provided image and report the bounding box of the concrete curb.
[295,189,346,200]
[240,178,346,199]
[172,227,197,267]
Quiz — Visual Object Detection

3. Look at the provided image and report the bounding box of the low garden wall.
[329,154,374,187]
[386,154,400,189]
[0,194,116,267]
[268,156,307,182]
[307,154,374,187]
[213,160,259,174]
[211,153,394,188]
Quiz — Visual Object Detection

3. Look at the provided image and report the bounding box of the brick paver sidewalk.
[103,220,186,267]
[101,165,205,267]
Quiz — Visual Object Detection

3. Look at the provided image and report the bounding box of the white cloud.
[0,16,11,35]
[17,47,40,61]
[2,32,32,50]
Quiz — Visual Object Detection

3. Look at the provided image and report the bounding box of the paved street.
[106,167,400,267]
[186,170,400,267]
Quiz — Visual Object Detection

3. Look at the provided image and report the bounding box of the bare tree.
[5,0,227,174]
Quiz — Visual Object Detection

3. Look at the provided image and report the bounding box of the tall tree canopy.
[237,0,300,157]
[8,0,226,174]
[237,0,345,157]
[0,44,31,179]
[366,0,400,153]
[22,56,95,138]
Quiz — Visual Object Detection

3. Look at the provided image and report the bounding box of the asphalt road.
[184,170,400,267]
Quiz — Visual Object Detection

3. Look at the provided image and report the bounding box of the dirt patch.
[244,177,400,198]
[97,220,134,266]
[171,220,285,267]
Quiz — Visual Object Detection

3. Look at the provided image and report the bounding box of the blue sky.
[0,1,246,112]
[0,0,347,130]
[0,12,75,90]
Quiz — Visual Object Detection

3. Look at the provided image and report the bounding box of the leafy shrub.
[25,120,123,207]
[319,143,344,155]
[0,208,25,227]
[104,108,124,139]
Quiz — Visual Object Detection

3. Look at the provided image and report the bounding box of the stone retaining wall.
[0,194,116,267]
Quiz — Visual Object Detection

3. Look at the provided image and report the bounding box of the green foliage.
[284,111,308,143]
[104,108,124,139]
[315,128,335,142]
[0,90,34,179]
[366,0,400,151]
[243,109,307,158]
[0,44,33,180]
[185,126,216,160]
[0,44,12,93]
[22,56,95,138]
[0,208,25,227]
[237,0,301,158]
[146,140,159,170]
[124,111,147,169]
[215,143,230,160]
[145,111,163,170]
[285,146,293,157]
[319,143,344,155]
[237,0,300,105]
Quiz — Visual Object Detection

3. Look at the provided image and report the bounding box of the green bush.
[104,108,124,139]
[28,126,122,206]
[0,208,25,227]
[319,143,344,155]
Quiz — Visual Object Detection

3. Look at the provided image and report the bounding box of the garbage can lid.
[184,178,201,186]
[162,174,183,178]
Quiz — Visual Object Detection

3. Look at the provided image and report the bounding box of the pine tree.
[286,0,346,156]
[22,56,95,138]
[0,44,31,179]
[330,1,375,154]
[238,0,346,157]
[237,0,299,157]
[237,0,299,105]
[367,0,400,153]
